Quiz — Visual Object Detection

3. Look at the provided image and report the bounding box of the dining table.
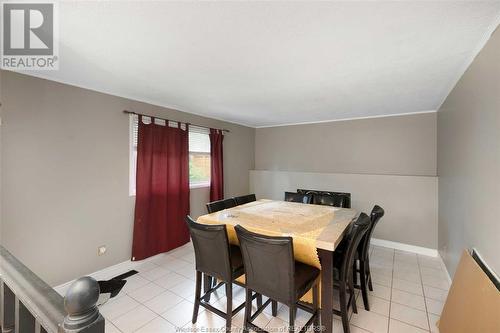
[197,199,358,333]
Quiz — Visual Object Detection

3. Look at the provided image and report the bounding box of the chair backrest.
[284,191,312,204]
[235,225,295,304]
[311,193,346,208]
[206,198,237,213]
[358,205,385,260]
[234,194,257,205]
[223,198,237,209]
[340,213,371,281]
[185,216,233,281]
[297,189,351,208]
[206,199,226,213]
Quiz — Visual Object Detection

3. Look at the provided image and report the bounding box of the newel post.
[62,277,104,333]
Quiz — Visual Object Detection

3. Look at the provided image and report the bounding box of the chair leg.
[359,260,370,311]
[204,274,213,301]
[243,289,252,333]
[353,260,358,286]
[272,300,278,316]
[339,281,350,333]
[256,293,263,307]
[348,277,358,314]
[366,257,373,291]
[289,305,296,333]
[312,284,320,328]
[193,271,202,323]
[225,283,233,330]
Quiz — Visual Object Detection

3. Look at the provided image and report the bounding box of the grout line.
[108,303,142,332]
[386,248,395,333]
[389,318,431,333]
[130,314,160,333]
[417,256,432,332]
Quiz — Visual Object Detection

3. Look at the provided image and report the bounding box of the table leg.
[318,248,333,333]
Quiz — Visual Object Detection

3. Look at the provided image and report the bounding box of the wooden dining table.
[197,199,358,333]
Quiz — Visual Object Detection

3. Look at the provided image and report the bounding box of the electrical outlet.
[98,246,107,256]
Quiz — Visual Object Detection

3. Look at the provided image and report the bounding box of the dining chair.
[297,189,352,208]
[235,225,320,333]
[332,212,371,333]
[224,198,238,209]
[206,199,226,213]
[234,194,257,205]
[311,193,346,208]
[186,216,252,330]
[284,191,312,204]
[355,205,385,310]
[206,198,237,213]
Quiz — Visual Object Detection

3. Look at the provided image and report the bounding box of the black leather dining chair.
[186,216,252,330]
[206,200,225,213]
[234,194,257,205]
[224,198,237,209]
[332,213,371,333]
[284,191,312,204]
[206,198,238,213]
[355,205,385,310]
[311,193,346,208]
[235,225,320,333]
[297,189,351,208]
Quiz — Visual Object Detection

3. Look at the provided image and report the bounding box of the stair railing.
[0,245,104,333]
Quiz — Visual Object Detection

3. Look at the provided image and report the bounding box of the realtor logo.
[1,1,59,70]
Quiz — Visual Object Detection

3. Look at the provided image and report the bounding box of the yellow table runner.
[197,199,341,303]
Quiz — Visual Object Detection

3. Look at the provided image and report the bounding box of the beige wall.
[253,113,438,249]
[437,29,500,276]
[251,170,438,249]
[255,113,437,176]
[0,71,255,285]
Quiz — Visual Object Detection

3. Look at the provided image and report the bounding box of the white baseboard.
[438,255,453,285]
[371,238,439,257]
[54,259,135,296]
[55,239,442,295]
[53,242,193,295]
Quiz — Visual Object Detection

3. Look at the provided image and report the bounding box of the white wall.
[250,170,438,249]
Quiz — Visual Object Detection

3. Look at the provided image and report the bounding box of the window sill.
[190,182,210,190]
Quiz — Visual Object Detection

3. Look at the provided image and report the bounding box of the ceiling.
[24,1,500,127]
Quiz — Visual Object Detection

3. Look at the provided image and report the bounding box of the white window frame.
[129,114,211,196]
[188,125,211,189]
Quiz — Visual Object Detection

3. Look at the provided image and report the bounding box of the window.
[129,115,211,196]
[188,126,211,188]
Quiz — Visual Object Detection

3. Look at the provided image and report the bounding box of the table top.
[197,199,357,252]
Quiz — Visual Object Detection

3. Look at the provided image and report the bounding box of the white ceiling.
[24,1,500,127]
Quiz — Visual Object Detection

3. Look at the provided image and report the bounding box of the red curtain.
[209,129,224,201]
[132,116,190,261]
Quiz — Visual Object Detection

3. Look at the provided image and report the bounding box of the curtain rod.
[123,110,230,133]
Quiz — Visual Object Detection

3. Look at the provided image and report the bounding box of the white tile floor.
[84,243,451,333]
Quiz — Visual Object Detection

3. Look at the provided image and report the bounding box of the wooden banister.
[0,246,104,333]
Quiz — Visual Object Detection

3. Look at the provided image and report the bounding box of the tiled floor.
[70,243,451,333]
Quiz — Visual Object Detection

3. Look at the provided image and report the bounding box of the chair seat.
[295,262,320,298]
[230,245,244,277]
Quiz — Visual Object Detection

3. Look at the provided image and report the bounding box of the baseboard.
[55,239,441,294]
[438,255,453,285]
[53,259,135,296]
[371,238,439,257]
